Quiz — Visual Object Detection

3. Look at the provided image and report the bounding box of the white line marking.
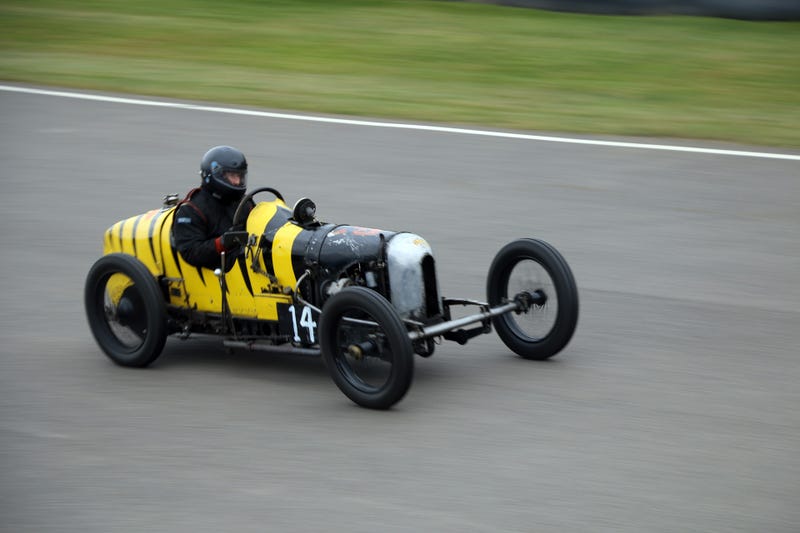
[2,84,799,161]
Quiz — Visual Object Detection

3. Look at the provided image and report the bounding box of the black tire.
[319,287,414,409]
[487,239,578,360]
[84,253,168,367]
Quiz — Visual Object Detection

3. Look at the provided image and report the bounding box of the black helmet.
[200,145,248,202]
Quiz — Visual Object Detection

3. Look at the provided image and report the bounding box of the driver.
[172,145,254,270]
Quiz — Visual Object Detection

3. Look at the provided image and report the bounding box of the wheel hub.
[514,289,547,313]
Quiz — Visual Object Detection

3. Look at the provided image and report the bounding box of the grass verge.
[1,0,799,147]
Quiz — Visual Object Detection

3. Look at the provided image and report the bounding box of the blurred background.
[470,0,800,20]
[1,0,799,147]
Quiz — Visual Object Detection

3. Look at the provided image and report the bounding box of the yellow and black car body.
[85,188,579,409]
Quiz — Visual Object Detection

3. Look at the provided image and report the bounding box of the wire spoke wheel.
[320,287,413,409]
[487,239,578,360]
[506,259,559,341]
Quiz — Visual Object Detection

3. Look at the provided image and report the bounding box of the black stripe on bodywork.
[161,211,184,279]
[169,246,184,278]
[290,229,314,281]
[237,255,253,296]
[167,230,184,280]
[148,212,161,264]
[117,222,125,253]
[259,206,292,275]
[130,214,143,258]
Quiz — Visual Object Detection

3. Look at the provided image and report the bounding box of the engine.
[274,219,442,322]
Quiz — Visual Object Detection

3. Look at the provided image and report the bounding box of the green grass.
[2,0,799,147]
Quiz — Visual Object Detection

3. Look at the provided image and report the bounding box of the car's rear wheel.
[319,287,414,409]
[487,238,578,360]
[84,253,167,367]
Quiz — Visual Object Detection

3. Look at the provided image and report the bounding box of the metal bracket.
[442,323,491,345]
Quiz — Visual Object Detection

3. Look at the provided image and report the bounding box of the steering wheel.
[231,187,284,229]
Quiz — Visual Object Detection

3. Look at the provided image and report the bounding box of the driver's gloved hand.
[215,231,249,252]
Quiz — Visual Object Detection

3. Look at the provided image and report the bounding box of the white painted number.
[288,305,301,342]
[299,306,317,344]
[289,305,317,344]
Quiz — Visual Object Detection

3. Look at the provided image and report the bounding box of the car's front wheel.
[84,253,168,367]
[319,287,414,409]
[487,238,578,360]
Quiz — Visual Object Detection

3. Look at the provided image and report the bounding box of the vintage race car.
[85,188,579,409]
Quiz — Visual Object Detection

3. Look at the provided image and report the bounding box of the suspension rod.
[408,301,519,341]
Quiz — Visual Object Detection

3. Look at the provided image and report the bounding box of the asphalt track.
[1,86,798,532]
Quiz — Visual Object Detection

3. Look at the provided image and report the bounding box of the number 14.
[288,305,317,344]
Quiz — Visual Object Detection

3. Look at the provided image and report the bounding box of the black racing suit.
[172,188,252,270]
